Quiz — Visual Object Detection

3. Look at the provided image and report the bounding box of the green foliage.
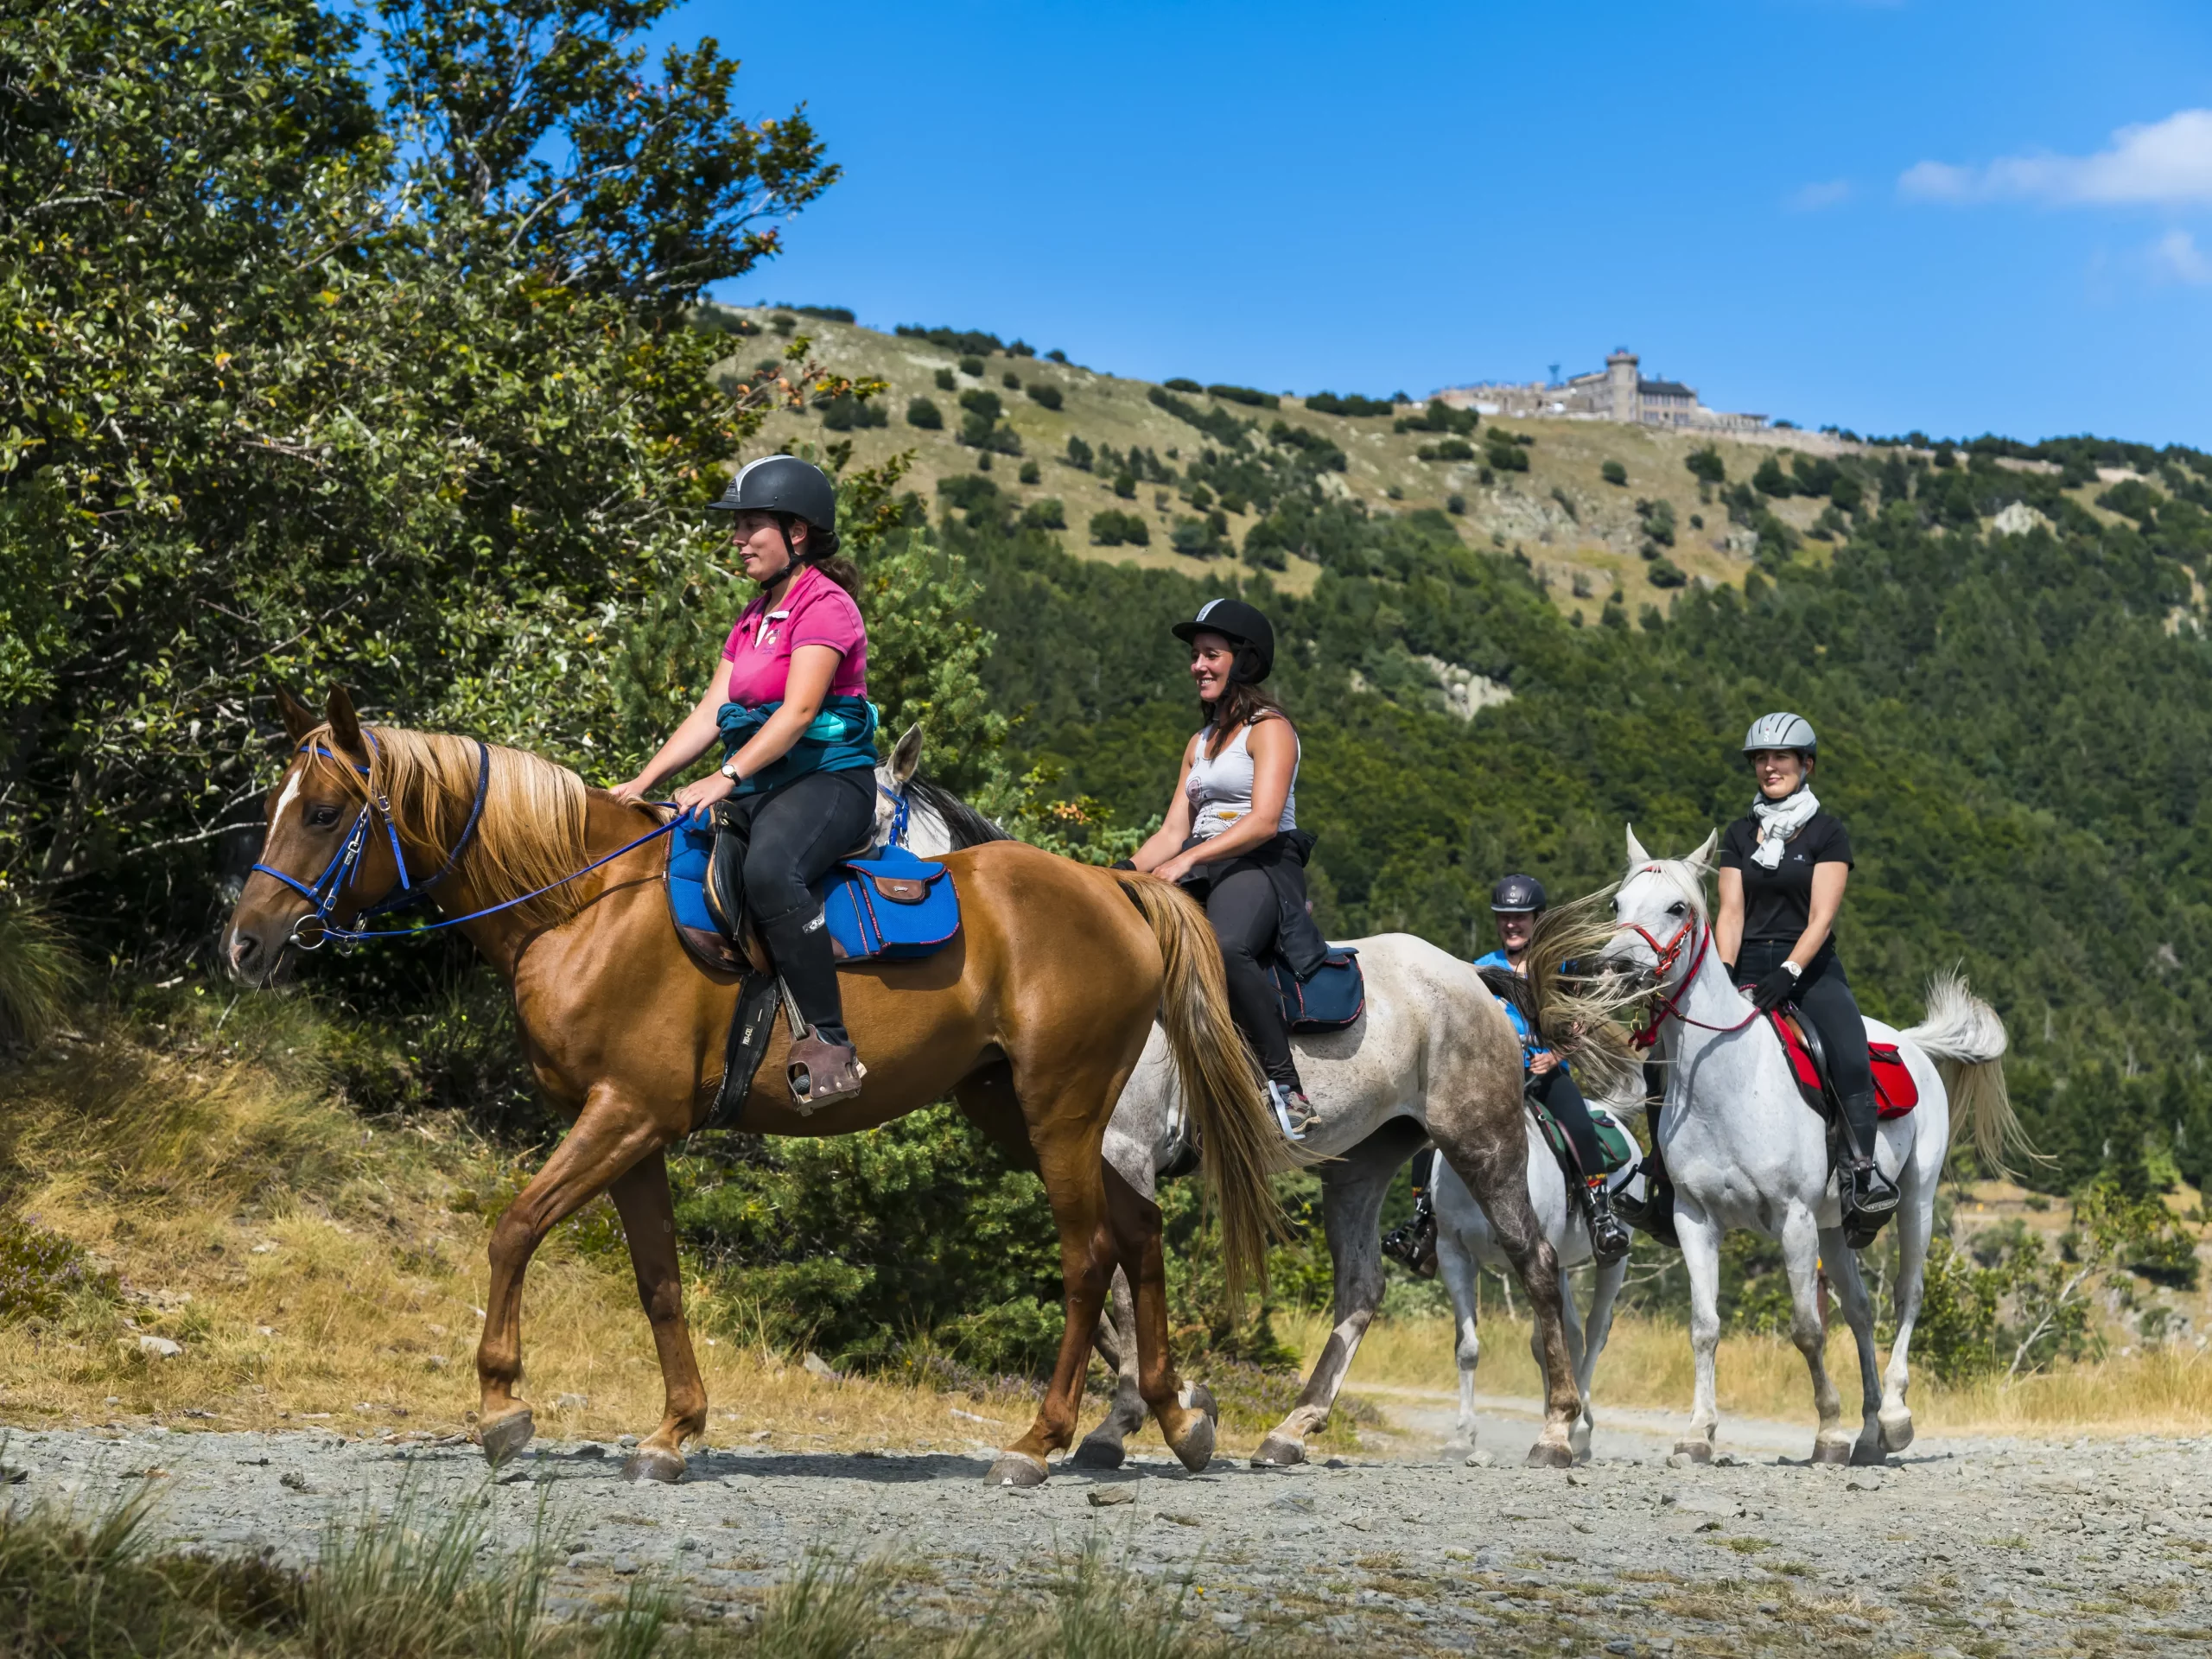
[1001,372,1020,389]
[1025,384,1063,410]
[1637,498,1677,545]
[1483,432,1530,472]
[1089,509,1151,547]
[1162,378,1204,393]
[0,900,81,1052]
[1267,422,1347,472]
[1417,439,1477,462]
[1685,446,1727,485]
[1446,493,1467,515]
[1304,391,1395,418]
[1600,460,1628,486]
[1645,556,1688,588]
[933,366,956,391]
[1753,455,1795,498]
[1065,435,1095,472]
[0,1219,117,1324]
[1017,461,1041,485]
[1019,499,1066,531]
[1395,401,1478,436]
[817,391,886,430]
[957,353,985,377]
[905,396,944,429]
[895,323,1005,358]
[1205,383,1280,409]
[1147,386,1247,449]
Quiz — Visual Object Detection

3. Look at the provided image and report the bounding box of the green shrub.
[1026,384,1063,410]
[1549,486,1578,523]
[817,391,887,431]
[1206,383,1279,409]
[896,323,1007,357]
[1637,497,1677,544]
[1647,556,1688,588]
[1090,509,1150,547]
[1446,492,1466,514]
[1147,385,1246,448]
[1601,459,1628,486]
[957,353,984,377]
[771,311,797,334]
[933,367,956,391]
[1020,498,1066,531]
[1045,347,1069,364]
[1484,435,1529,472]
[1685,446,1726,484]
[1001,371,1020,390]
[1163,377,1203,393]
[935,474,1007,528]
[0,1221,116,1323]
[1018,460,1040,485]
[1395,400,1478,435]
[1112,472,1137,499]
[957,389,1002,423]
[1305,391,1394,417]
[1753,455,1794,497]
[0,901,80,1052]
[906,396,944,429]
[1267,421,1347,471]
[1065,434,1094,471]
[1417,438,1476,462]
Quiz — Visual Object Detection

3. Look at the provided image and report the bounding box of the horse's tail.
[1900,969,2032,1178]
[1117,874,1291,1312]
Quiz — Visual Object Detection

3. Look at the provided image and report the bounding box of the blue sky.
[682,1,2212,448]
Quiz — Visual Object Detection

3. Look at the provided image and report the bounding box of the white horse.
[875,738,1589,1468]
[1432,1082,1640,1460]
[1599,825,2018,1465]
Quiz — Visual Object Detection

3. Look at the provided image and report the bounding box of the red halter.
[1619,880,1758,1049]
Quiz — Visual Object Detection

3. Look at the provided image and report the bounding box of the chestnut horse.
[223,688,1285,1486]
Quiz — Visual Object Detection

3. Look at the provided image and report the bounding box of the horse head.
[225,685,407,984]
[1601,823,1719,995]
[871,721,925,849]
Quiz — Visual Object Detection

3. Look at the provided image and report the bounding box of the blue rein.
[251,734,680,951]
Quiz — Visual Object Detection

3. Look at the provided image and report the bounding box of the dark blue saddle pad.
[665,817,959,969]
[1270,946,1363,1032]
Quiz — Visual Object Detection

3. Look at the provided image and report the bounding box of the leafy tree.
[1600,460,1628,486]
[1025,384,1064,411]
[906,396,944,429]
[1089,510,1150,547]
[1065,435,1095,472]
[1685,447,1726,485]
[1752,455,1795,497]
[933,367,956,392]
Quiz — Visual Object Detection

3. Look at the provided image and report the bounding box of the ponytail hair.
[790,518,861,598]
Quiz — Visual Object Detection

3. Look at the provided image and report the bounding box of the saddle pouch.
[1870,1042,1918,1118]
[1269,946,1364,1032]
[817,845,960,961]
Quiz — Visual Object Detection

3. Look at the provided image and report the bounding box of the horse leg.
[985,1116,1120,1488]
[476,1087,666,1466]
[1548,1268,1592,1463]
[1783,1205,1852,1464]
[603,1148,707,1483]
[1878,1161,1936,1455]
[1253,1125,1418,1466]
[1821,1226,1885,1466]
[1071,1267,1149,1470]
[1439,1126,1579,1468]
[1096,1162,1217,1471]
[1433,1221,1484,1452]
[1675,1200,1724,1461]
[1580,1255,1627,1459]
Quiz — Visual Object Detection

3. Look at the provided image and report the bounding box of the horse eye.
[1667,901,1686,917]
[307,804,340,829]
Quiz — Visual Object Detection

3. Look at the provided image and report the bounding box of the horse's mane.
[302,723,590,931]
[909,777,1008,849]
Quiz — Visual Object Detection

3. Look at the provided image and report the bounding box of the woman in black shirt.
[1714,711,1898,1234]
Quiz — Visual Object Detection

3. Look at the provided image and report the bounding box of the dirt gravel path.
[6,1408,2209,1654]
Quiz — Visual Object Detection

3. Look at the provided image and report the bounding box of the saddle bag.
[1269,946,1364,1032]
[819,846,960,961]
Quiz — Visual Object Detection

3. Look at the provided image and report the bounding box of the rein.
[1620,912,1760,1051]
[251,735,681,951]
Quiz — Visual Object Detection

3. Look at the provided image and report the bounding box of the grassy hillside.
[700,304,2129,620]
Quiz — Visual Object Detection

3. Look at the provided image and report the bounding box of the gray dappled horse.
[878,734,1587,1466]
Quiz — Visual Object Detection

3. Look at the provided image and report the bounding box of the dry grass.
[1292,1306,2212,1440]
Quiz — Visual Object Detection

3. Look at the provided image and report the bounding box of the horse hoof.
[478,1408,535,1468]
[1849,1440,1886,1468]
[1070,1437,1127,1471]
[1169,1410,1216,1473]
[1878,1411,1915,1454]
[1525,1440,1574,1470]
[1250,1434,1306,1469]
[619,1446,686,1484]
[1670,1440,1713,1465]
[985,1452,1049,1489]
[1810,1440,1852,1466]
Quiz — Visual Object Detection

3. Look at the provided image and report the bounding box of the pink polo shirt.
[721,565,868,707]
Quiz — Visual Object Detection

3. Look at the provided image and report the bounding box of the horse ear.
[1624,824,1653,868]
[324,685,366,764]
[1683,828,1719,874]
[276,686,317,746]
[890,722,924,789]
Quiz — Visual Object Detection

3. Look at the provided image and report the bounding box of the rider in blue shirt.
[1384,874,1630,1274]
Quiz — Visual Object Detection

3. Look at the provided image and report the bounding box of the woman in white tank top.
[1128,599,1322,1137]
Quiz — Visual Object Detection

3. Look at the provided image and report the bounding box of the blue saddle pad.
[664,817,959,969]
[1269,946,1364,1032]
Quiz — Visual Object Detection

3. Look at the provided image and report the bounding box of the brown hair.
[796,520,861,598]
[1200,681,1291,757]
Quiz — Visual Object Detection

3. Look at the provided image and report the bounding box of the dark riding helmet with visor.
[1491,873,1548,915]
[1171,597,1275,685]
[707,454,839,574]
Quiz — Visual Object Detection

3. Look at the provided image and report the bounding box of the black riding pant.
[1737,939,1877,1150]
[721,768,875,1049]
[1200,864,1303,1093]
[1530,1064,1605,1181]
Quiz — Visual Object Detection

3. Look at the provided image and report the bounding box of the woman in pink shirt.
[613,456,876,1106]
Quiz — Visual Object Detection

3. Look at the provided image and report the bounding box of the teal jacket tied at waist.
[717,695,879,797]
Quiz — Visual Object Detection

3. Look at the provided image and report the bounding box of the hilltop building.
[1435,349,1766,434]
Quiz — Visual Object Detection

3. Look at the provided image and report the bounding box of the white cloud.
[1899,108,2212,207]
[2151,228,2212,284]
[1787,179,1853,212]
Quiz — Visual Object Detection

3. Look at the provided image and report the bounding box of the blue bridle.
[250,732,495,950]
[880,780,912,849]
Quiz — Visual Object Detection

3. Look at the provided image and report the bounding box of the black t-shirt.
[1719,810,1853,946]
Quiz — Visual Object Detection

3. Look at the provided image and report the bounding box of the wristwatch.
[1782,959,1802,979]
[719,757,743,782]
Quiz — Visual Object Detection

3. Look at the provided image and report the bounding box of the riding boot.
[1838,1087,1899,1244]
[1267,1079,1319,1140]
[1382,1192,1439,1279]
[1581,1177,1632,1266]
[1613,1067,1680,1249]
[759,906,865,1107]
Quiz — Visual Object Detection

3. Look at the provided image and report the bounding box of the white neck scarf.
[1749,784,1819,869]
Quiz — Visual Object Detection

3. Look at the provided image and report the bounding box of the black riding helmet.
[1491,874,1548,914]
[1171,597,1274,684]
[707,454,838,569]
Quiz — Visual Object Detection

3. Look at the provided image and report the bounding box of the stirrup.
[1267,1081,1318,1141]
[1840,1157,1899,1247]
[1382,1203,1438,1279]
[1615,1164,1680,1251]
[786,1035,866,1109]
[1584,1181,1632,1266]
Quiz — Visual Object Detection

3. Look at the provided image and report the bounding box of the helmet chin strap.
[757,517,805,594]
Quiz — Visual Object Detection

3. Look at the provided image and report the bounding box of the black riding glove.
[1750,964,1798,1012]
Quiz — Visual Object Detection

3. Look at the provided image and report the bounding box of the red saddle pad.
[1764,1012,1918,1118]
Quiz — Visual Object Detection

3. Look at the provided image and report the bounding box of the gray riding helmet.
[1742,711,1817,760]
[1491,874,1548,914]
[706,454,838,535]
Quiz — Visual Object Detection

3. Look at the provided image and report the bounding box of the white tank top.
[1186,717,1298,842]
